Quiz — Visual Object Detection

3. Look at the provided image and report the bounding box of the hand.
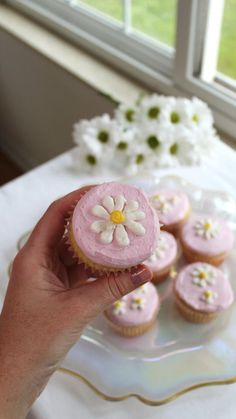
[0,186,152,419]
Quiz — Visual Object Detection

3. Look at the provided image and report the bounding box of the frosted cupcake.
[174,262,234,323]
[180,214,234,266]
[145,231,178,284]
[68,182,159,272]
[104,282,160,336]
[150,189,190,235]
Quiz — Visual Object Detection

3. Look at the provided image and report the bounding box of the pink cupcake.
[104,282,160,336]
[145,231,178,284]
[149,189,190,235]
[174,262,234,323]
[180,214,234,266]
[68,182,159,272]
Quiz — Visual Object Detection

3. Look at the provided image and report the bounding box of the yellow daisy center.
[133,297,142,304]
[204,290,213,299]
[110,210,125,224]
[114,301,122,309]
[199,271,207,279]
[204,222,212,231]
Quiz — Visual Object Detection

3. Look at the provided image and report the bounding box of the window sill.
[0,4,144,105]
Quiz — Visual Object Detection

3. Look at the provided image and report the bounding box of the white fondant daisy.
[200,289,218,305]
[112,300,126,315]
[149,235,168,261]
[134,284,148,295]
[151,193,178,215]
[131,296,145,310]
[194,218,219,240]
[151,194,171,214]
[90,195,146,246]
[191,265,216,288]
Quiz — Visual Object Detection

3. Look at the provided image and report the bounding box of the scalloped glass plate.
[17,175,236,405]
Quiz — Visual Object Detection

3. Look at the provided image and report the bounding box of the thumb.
[77,264,153,316]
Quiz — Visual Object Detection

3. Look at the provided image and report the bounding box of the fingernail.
[130,265,152,287]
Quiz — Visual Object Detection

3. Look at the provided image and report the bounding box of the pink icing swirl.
[174,262,234,313]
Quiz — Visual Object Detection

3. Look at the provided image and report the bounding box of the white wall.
[0,27,115,171]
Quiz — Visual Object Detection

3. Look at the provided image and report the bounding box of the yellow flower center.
[110,210,125,224]
[114,301,122,309]
[199,271,207,279]
[154,194,161,201]
[204,222,212,231]
[134,297,142,304]
[204,290,213,299]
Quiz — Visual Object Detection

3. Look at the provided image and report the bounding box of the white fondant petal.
[125,210,145,221]
[92,205,109,219]
[100,224,115,244]
[115,224,130,246]
[125,220,146,236]
[114,195,126,211]
[124,200,139,212]
[102,196,114,213]
[90,220,107,233]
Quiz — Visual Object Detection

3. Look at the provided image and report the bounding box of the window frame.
[4,0,236,140]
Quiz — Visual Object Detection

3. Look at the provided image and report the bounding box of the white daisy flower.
[112,300,126,315]
[191,265,216,288]
[114,103,137,128]
[149,235,168,261]
[134,284,148,295]
[186,97,214,129]
[200,289,218,305]
[150,194,175,215]
[131,296,145,310]
[73,114,119,155]
[90,195,146,246]
[71,145,109,175]
[194,218,219,240]
[136,94,174,124]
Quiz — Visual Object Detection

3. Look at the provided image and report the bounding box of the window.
[5,0,236,140]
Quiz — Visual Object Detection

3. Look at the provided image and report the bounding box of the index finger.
[27,185,96,250]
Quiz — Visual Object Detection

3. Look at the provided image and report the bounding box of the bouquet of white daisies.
[72,94,217,175]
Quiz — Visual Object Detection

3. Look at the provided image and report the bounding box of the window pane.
[132,0,177,48]
[217,0,236,79]
[79,0,123,22]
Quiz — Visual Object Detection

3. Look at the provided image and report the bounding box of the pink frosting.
[181,214,234,256]
[144,231,177,272]
[174,262,234,313]
[71,182,159,268]
[150,189,190,226]
[106,282,159,326]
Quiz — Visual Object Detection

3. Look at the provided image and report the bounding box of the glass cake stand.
[16,175,236,405]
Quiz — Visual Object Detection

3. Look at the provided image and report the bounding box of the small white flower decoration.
[200,289,218,305]
[194,218,219,240]
[134,284,148,295]
[191,265,216,288]
[131,296,145,310]
[149,235,168,261]
[90,195,146,246]
[112,300,126,315]
[151,193,178,215]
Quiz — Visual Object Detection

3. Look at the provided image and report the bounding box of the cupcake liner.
[104,310,158,337]
[67,222,130,274]
[180,241,227,266]
[175,295,218,323]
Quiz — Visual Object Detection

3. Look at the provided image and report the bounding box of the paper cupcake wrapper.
[104,310,158,337]
[175,295,218,323]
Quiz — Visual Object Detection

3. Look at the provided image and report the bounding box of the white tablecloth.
[1,143,236,419]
